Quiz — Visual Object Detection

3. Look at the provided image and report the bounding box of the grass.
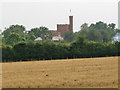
[2,57,118,88]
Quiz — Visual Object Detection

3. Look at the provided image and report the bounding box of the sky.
[0,0,119,32]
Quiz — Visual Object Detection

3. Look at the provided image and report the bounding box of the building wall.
[54,16,73,37]
[57,24,70,37]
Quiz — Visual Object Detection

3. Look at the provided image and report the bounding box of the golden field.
[2,57,118,88]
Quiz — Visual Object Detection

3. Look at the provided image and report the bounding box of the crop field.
[2,57,118,88]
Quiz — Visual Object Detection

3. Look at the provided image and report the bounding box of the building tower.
[56,10,73,37]
[69,10,73,32]
[69,16,73,32]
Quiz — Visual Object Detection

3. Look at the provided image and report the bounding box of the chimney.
[69,16,73,32]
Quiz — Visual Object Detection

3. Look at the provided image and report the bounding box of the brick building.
[35,16,73,42]
[56,16,73,37]
[57,24,70,37]
[50,16,73,41]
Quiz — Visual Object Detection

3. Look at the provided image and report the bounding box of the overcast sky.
[0,0,119,32]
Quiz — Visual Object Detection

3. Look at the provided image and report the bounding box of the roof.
[34,37,42,41]
[52,35,63,41]
[57,24,69,25]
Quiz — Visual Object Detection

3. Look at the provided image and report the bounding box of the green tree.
[94,21,107,30]
[2,25,26,37]
[26,32,36,41]
[4,33,25,46]
[63,31,74,42]
[87,30,103,42]
[100,30,111,42]
[81,23,89,30]
[29,26,52,41]
[76,22,116,42]
[108,23,116,29]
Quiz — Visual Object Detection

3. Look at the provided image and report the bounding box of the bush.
[2,39,120,62]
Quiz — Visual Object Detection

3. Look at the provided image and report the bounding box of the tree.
[87,30,103,42]
[81,23,89,31]
[2,25,26,37]
[108,23,116,29]
[71,36,86,48]
[100,30,111,42]
[89,24,95,30]
[26,32,36,41]
[94,21,107,30]
[4,33,25,46]
[63,31,75,42]
[29,26,53,41]
[76,22,116,42]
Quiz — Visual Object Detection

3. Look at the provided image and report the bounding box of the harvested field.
[2,57,118,88]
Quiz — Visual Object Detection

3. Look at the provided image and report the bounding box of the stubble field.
[2,57,118,88]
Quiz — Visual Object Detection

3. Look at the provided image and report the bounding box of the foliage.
[28,26,53,41]
[80,23,89,31]
[1,23,120,62]
[3,33,25,46]
[2,25,26,38]
[2,36,120,62]
[76,21,116,42]
[26,32,36,41]
[2,25,53,45]
[63,31,75,42]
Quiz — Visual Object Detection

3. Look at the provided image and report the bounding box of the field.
[2,57,118,88]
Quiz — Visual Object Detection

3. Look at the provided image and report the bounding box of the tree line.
[1,21,120,62]
[64,21,117,42]
[2,21,118,46]
[2,25,53,46]
[2,36,120,62]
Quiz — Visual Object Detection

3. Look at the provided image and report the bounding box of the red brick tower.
[69,16,73,32]
[57,24,70,37]
[56,15,73,37]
